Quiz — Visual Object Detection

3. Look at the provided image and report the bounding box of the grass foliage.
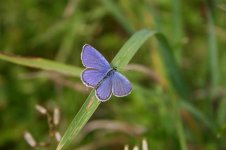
[0,0,226,149]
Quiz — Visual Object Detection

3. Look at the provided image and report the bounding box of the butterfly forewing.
[81,44,111,71]
[112,71,132,97]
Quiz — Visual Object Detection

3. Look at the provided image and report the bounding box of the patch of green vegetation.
[0,0,225,149]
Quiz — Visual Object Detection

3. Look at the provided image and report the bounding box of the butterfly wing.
[81,44,111,87]
[95,75,112,101]
[81,68,106,87]
[81,44,111,70]
[112,71,132,97]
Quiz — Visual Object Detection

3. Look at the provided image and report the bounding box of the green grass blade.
[180,101,214,131]
[155,33,189,100]
[112,29,157,69]
[55,17,81,62]
[100,0,134,34]
[172,98,187,150]
[31,21,68,46]
[155,33,188,150]
[171,0,183,61]
[56,29,157,150]
[0,53,82,77]
[207,8,220,90]
[57,90,101,150]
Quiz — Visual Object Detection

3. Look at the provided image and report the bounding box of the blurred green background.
[0,0,226,149]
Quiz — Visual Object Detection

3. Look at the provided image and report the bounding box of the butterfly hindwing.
[95,76,112,101]
[81,68,106,87]
[112,71,132,97]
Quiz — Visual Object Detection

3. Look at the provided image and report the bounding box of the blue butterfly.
[81,44,132,101]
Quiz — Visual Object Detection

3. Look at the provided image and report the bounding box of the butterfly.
[81,44,132,101]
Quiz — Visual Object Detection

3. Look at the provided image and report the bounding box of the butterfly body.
[81,44,132,101]
[95,68,116,89]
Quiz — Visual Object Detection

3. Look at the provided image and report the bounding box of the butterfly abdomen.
[95,68,116,89]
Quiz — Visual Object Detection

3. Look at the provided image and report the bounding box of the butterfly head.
[111,65,117,71]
